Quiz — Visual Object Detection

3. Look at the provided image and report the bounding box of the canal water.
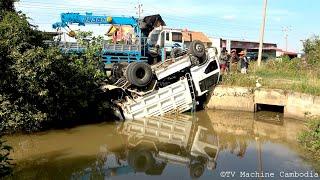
[4,110,320,180]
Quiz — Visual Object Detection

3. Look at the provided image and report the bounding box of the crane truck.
[52,13,221,119]
[52,12,184,64]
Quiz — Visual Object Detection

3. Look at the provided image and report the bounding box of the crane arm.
[52,13,138,29]
[52,13,166,38]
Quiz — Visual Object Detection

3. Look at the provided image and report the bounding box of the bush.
[298,118,320,159]
[303,36,320,66]
[0,8,112,133]
[0,137,13,178]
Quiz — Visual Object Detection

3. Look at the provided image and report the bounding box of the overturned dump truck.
[102,40,220,120]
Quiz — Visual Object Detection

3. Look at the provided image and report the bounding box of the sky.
[15,0,320,53]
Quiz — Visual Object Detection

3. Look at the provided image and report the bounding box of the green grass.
[298,118,320,160]
[221,59,320,96]
[222,58,320,162]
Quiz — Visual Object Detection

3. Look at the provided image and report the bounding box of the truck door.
[160,31,165,48]
[165,31,170,47]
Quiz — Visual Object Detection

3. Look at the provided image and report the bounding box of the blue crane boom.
[52,12,166,64]
[52,12,140,34]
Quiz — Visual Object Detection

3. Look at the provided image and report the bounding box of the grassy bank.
[298,118,320,160]
[221,55,320,159]
[221,58,320,96]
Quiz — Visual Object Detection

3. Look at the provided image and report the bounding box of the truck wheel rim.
[196,44,203,52]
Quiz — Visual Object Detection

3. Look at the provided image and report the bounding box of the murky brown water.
[3,110,320,180]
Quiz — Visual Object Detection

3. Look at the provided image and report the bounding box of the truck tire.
[189,40,205,58]
[190,162,205,178]
[171,47,183,58]
[126,62,153,87]
[128,149,155,172]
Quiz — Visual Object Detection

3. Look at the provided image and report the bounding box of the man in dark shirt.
[219,49,230,74]
[229,49,239,73]
[239,51,249,74]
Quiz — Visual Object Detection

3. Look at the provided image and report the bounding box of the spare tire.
[126,62,153,87]
[189,40,205,58]
[171,47,183,58]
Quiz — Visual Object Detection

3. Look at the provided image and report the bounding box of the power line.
[17,1,284,33]
[16,1,288,44]
[17,1,281,31]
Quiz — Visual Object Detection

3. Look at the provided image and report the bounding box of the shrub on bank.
[0,7,112,133]
[0,137,13,178]
[303,36,320,66]
[299,118,320,159]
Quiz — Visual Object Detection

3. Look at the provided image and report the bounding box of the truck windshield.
[172,32,182,43]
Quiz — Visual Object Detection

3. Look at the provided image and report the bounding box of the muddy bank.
[207,86,320,119]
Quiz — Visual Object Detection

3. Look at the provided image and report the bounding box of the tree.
[0,0,18,14]
[0,1,113,134]
[303,36,320,65]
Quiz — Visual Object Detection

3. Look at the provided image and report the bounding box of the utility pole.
[282,26,291,52]
[135,1,143,18]
[135,1,143,52]
[257,0,268,67]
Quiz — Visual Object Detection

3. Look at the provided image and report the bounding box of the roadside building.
[210,37,278,60]
[276,49,298,59]
[182,31,212,48]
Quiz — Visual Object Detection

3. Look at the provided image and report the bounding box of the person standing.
[239,51,249,74]
[219,49,229,74]
[229,49,239,73]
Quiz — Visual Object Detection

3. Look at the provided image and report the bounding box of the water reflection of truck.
[70,114,220,179]
[106,115,219,179]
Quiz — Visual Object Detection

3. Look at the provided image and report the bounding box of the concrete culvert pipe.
[125,62,153,87]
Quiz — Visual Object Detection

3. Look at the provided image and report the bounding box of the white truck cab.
[148,26,184,54]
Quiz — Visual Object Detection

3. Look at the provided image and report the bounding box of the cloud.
[274,17,282,22]
[222,15,236,21]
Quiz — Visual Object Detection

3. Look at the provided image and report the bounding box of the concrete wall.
[207,86,320,120]
[206,110,305,142]
[286,92,320,119]
[207,86,255,112]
